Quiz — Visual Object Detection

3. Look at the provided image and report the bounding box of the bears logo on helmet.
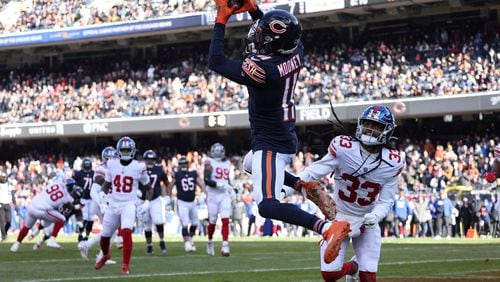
[246,10,302,55]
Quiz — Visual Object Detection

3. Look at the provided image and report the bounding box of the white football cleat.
[221,241,230,257]
[184,241,193,252]
[46,237,62,249]
[345,255,359,282]
[206,240,214,256]
[190,242,196,252]
[77,241,89,261]
[96,250,117,265]
[10,241,20,252]
[33,238,43,251]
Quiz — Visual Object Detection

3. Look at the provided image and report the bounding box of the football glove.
[485,172,497,183]
[363,212,379,229]
[215,0,238,25]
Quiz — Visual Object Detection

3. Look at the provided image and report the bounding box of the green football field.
[1,236,500,281]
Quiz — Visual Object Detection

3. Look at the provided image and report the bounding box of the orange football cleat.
[94,254,111,270]
[322,220,351,264]
[300,180,336,220]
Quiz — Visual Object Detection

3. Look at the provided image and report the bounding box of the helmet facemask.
[356,119,394,146]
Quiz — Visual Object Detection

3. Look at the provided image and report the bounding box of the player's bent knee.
[257,199,278,218]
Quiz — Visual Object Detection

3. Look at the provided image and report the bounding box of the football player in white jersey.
[203,143,234,256]
[78,146,118,264]
[10,178,83,252]
[293,105,405,282]
[484,144,500,184]
[94,137,152,275]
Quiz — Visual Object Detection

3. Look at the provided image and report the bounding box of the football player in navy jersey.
[138,150,170,256]
[209,0,348,262]
[167,156,205,252]
[73,158,95,242]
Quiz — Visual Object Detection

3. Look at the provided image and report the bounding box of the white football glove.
[363,212,379,229]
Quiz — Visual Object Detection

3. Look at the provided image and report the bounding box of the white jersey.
[204,157,231,193]
[94,164,107,181]
[299,135,405,219]
[495,144,500,161]
[31,181,74,210]
[105,159,150,203]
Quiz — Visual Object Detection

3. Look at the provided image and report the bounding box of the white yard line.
[18,257,500,282]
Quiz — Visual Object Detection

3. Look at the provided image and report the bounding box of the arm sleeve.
[371,174,398,221]
[208,24,266,86]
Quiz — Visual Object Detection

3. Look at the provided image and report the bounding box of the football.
[58,203,74,216]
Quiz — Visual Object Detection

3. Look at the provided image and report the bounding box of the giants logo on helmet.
[269,20,287,34]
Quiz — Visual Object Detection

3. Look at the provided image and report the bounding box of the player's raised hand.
[215,0,238,25]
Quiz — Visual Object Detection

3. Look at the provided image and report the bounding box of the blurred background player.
[95,136,152,275]
[203,143,233,256]
[0,171,14,241]
[167,155,205,252]
[137,149,169,256]
[208,0,347,263]
[484,144,500,184]
[10,178,83,252]
[290,105,404,282]
[78,146,118,265]
[73,157,95,242]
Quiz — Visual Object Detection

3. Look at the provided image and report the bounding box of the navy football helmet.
[143,150,157,169]
[355,105,396,146]
[116,136,136,161]
[246,10,302,55]
[82,158,92,172]
[178,156,189,172]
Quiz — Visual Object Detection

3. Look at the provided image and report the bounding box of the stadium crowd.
[0,0,282,34]
[0,23,499,124]
[0,128,497,240]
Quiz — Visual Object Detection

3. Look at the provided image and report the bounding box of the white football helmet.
[210,143,225,159]
[116,136,136,161]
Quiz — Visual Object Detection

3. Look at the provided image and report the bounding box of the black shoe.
[159,241,167,255]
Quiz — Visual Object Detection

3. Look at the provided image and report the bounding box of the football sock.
[359,271,376,282]
[145,230,152,244]
[84,220,94,238]
[122,228,133,265]
[51,221,64,237]
[17,226,29,242]
[320,261,357,281]
[100,236,111,256]
[207,223,216,240]
[221,218,229,241]
[189,225,197,237]
[156,224,164,238]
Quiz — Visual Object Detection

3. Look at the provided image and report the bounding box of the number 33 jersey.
[299,135,405,217]
[105,159,150,203]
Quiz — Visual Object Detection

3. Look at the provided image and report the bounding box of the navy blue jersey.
[72,170,94,200]
[208,24,303,154]
[175,170,198,202]
[139,164,168,201]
